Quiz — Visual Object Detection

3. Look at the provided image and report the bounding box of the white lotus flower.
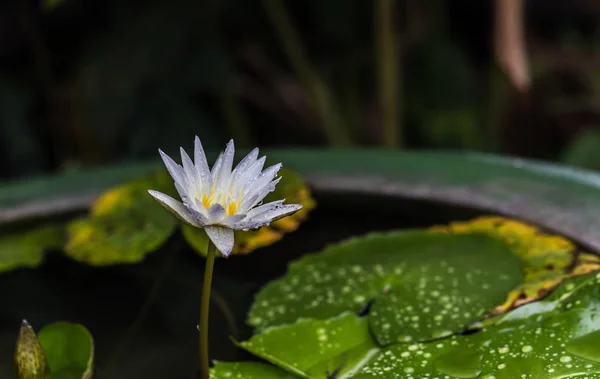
[148,137,303,256]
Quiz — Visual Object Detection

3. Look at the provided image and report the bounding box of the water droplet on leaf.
[434,348,482,378]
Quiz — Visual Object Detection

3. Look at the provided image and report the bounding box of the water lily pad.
[183,168,316,257]
[249,230,523,345]
[238,313,377,378]
[355,272,600,378]
[225,272,600,378]
[38,322,94,379]
[431,217,600,314]
[211,362,296,379]
[0,225,63,273]
[65,171,177,265]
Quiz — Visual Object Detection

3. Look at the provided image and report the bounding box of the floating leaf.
[65,171,177,265]
[38,322,94,379]
[354,272,600,378]
[223,272,600,378]
[430,216,600,314]
[14,320,49,379]
[238,313,377,378]
[249,230,523,345]
[0,225,63,273]
[184,168,316,257]
[211,362,295,379]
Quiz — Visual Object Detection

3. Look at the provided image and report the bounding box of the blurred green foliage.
[1,0,600,179]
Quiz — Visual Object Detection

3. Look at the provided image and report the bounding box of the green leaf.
[431,216,600,315]
[238,313,377,378]
[38,322,94,379]
[224,272,600,378]
[249,230,523,345]
[65,171,177,265]
[0,225,63,273]
[210,362,296,379]
[183,168,316,257]
[14,320,49,379]
[353,272,600,378]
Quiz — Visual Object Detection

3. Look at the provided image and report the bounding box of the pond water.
[0,191,484,379]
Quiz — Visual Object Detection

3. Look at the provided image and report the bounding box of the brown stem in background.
[375,0,402,148]
[494,0,530,93]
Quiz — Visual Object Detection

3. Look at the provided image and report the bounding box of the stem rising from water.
[200,240,217,379]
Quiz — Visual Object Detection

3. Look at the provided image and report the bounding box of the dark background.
[2,0,600,181]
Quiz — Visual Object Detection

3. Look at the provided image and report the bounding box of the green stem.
[200,240,217,379]
[376,0,402,148]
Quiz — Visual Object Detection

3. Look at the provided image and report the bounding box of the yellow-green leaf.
[184,168,316,257]
[430,216,600,314]
[0,225,64,273]
[65,171,177,265]
[14,320,49,379]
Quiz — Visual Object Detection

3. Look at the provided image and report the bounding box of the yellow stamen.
[201,193,212,209]
[226,201,238,216]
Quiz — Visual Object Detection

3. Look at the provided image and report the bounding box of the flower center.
[200,191,239,216]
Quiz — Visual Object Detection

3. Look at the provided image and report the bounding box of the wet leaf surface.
[211,362,296,379]
[65,171,177,265]
[431,217,600,314]
[230,272,600,378]
[183,168,316,257]
[249,230,523,345]
[238,313,377,378]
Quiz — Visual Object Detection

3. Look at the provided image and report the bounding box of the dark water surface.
[0,192,483,379]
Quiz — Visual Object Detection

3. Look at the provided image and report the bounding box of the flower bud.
[14,320,49,379]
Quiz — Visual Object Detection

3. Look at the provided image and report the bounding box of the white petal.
[207,203,226,223]
[252,163,282,193]
[148,190,202,227]
[180,147,199,192]
[194,136,212,189]
[238,194,259,214]
[159,149,186,186]
[235,203,303,230]
[241,163,282,208]
[231,148,259,183]
[214,140,235,191]
[220,214,246,227]
[240,177,281,212]
[238,156,266,187]
[205,226,234,257]
[245,200,285,219]
[174,182,193,206]
[211,152,224,182]
[188,208,208,225]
